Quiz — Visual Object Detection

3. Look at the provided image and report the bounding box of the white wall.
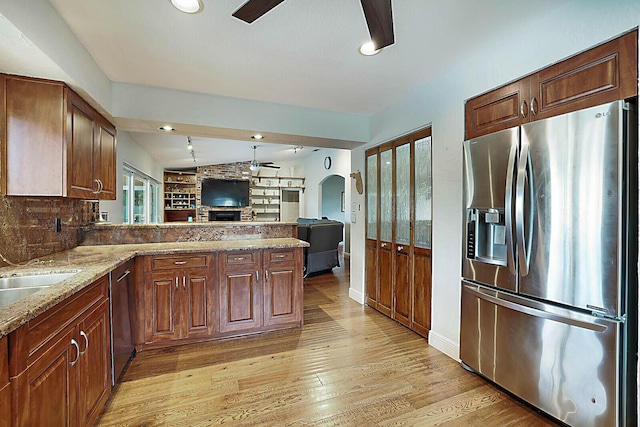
[303,149,352,253]
[99,130,164,224]
[350,0,640,360]
[321,175,345,223]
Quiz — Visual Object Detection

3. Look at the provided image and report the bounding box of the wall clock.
[324,156,332,170]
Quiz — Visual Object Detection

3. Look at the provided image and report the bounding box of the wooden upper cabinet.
[465,78,530,140]
[3,76,66,196]
[1,73,116,199]
[67,89,117,200]
[530,29,638,121]
[465,29,638,139]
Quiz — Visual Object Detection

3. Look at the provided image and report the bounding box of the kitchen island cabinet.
[8,276,110,427]
[142,254,216,343]
[219,250,263,333]
[263,248,303,327]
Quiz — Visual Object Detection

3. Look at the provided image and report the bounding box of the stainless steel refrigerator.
[460,99,637,426]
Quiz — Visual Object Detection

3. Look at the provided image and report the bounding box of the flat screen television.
[200,179,250,207]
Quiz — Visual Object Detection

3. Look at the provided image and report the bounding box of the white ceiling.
[7,0,567,168]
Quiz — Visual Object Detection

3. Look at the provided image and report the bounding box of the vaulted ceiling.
[1,0,567,167]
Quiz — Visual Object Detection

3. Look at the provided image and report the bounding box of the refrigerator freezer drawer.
[460,282,621,427]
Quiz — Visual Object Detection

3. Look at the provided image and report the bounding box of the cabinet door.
[377,147,393,317]
[412,247,432,338]
[145,272,180,342]
[67,90,97,198]
[21,328,77,426]
[263,249,302,327]
[465,78,530,140]
[94,117,117,200]
[220,255,262,333]
[0,336,9,427]
[529,29,637,121]
[393,140,411,326]
[77,301,110,427]
[184,271,215,338]
[4,76,66,196]
[365,239,378,307]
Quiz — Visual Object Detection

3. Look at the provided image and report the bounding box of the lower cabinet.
[140,247,304,346]
[263,248,303,327]
[219,250,263,332]
[1,335,10,427]
[143,254,215,343]
[9,276,110,427]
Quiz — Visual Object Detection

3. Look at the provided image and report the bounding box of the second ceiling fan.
[250,145,280,171]
[232,0,395,50]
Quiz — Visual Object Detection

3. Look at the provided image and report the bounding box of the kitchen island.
[0,222,307,426]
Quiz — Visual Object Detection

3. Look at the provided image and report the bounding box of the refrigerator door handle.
[505,142,517,275]
[462,284,607,332]
[515,139,531,276]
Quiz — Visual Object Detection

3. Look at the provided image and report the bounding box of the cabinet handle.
[265,270,269,282]
[92,179,101,194]
[256,271,259,281]
[233,257,245,261]
[175,277,179,289]
[70,339,80,366]
[173,261,187,265]
[116,269,131,282]
[520,99,528,119]
[183,276,186,289]
[397,245,404,251]
[275,254,286,258]
[97,179,104,193]
[530,97,538,116]
[79,330,89,356]
[381,242,387,248]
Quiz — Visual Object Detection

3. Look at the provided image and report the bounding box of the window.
[123,164,160,224]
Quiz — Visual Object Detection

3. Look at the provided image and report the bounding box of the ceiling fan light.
[250,163,260,172]
[170,0,203,14]
[359,41,380,56]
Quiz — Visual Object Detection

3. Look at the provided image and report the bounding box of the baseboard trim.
[348,287,364,304]
[428,331,460,362]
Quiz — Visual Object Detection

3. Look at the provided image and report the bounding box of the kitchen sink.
[0,271,80,308]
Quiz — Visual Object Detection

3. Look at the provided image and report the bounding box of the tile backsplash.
[0,196,98,267]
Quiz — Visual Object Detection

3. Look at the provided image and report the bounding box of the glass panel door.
[133,176,146,223]
[414,136,432,248]
[149,182,159,223]
[122,174,130,224]
[366,153,378,240]
[379,149,393,243]
[395,142,411,245]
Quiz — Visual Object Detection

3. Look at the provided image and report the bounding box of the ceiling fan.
[250,145,280,172]
[232,0,395,50]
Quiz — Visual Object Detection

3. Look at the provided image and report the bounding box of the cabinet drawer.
[23,275,108,361]
[267,250,295,263]
[223,251,258,266]
[149,254,208,271]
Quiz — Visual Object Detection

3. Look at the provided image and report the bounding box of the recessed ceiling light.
[359,41,380,56]
[159,125,175,132]
[170,0,204,14]
[252,134,264,140]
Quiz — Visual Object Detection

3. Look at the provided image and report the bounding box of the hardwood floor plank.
[97,261,559,426]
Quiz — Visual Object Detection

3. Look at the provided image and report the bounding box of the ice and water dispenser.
[466,208,507,266]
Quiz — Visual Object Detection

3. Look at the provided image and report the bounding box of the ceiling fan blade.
[261,164,281,169]
[360,0,394,49]
[232,0,286,24]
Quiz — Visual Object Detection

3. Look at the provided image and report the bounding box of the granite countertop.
[0,238,309,338]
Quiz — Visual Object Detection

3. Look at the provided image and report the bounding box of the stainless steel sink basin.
[0,271,79,308]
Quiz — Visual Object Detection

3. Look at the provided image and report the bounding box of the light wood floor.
[97,259,558,426]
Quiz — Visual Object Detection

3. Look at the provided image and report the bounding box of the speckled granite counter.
[80,222,298,245]
[0,238,308,338]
